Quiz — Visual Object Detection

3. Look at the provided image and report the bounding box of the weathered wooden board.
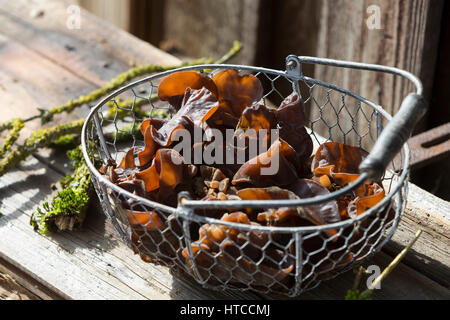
[384,183,450,289]
[0,33,93,139]
[0,0,180,86]
[0,254,64,300]
[0,0,449,300]
[0,271,39,300]
[161,0,260,65]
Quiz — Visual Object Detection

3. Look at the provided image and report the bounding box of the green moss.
[50,134,79,150]
[0,118,24,159]
[345,289,373,300]
[30,145,92,234]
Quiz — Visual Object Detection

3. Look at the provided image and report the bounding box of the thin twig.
[367,229,422,290]
[352,265,367,291]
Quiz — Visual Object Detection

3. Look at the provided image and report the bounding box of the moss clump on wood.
[30,146,93,234]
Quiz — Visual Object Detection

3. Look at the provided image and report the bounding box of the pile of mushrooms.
[100,69,393,290]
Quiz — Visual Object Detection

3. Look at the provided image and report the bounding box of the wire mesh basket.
[81,55,425,297]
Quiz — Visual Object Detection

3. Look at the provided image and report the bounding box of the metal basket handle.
[359,94,427,179]
[296,56,427,180]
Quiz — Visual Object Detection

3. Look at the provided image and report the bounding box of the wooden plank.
[0,270,39,300]
[129,0,165,48]
[299,251,450,300]
[384,183,450,289]
[0,0,180,87]
[161,0,260,65]
[254,0,322,75]
[0,0,181,145]
[79,0,131,32]
[0,256,63,300]
[0,33,93,139]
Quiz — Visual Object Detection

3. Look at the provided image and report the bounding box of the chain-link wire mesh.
[82,61,411,297]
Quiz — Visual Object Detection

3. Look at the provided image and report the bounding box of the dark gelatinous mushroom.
[158,71,218,110]
[287,179,340,230]
[232,95,313,176]
[207,69,263,128]
[126,208,182,264]
[135,148,185,194]
[237,184,339,238]
[276,92,313,166]
[348,181,385,218]
[232,139,298,187]
[181,211,294,289]
[155,87,220,147]
[312,141,369,177]
[234,102,277,147]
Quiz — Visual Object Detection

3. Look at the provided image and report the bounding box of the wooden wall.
[73,0,131,32]
[160,0,263,65]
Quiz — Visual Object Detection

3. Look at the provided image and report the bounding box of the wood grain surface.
[0,0,448,300]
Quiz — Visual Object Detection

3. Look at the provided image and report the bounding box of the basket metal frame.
[81,55,423,296]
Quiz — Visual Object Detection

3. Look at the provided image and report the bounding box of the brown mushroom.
[312,141,369,177]
[158,71,218,110]
[207,69,264,128]
[232,139,298,187]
